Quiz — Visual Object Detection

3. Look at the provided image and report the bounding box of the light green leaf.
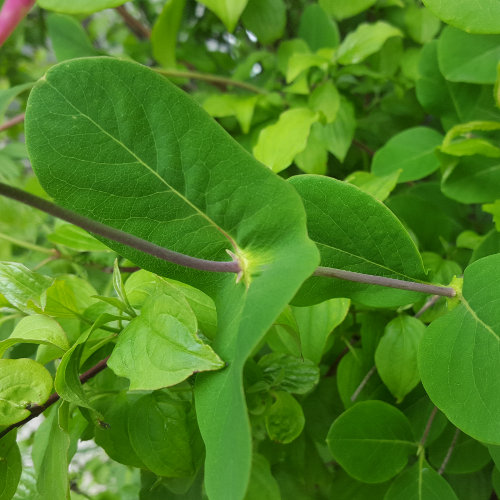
[326,401,416,483]
[404,4,440,44]
[483,200,500,230]
[0,314,69,358]
[384,460,458,500]
[37,0,126,14]
[244,454,280,500]
[286,50,333,83]
[345,170,400,201]
[265,391,305,444]
[0,263,53,314]
[374,315,426,403]
[0,432,21,500]
[151,0,186,68]
[289,175,427,308]
[0,359,52,426]
[309,81,340,123]
[294,126,328,175]
[47,223,110,252]
[203,94,258,134]
[0,83,33,123]
[292,298,350,364]
[371,127,443,182]
[198,0,248,32]
[319,0,376,20]
[422,0,500,34]
[112,259,135,317]
[440,120,500,158]
[419,253,500,444]
[336,22,403,65]
[253,108,318,172]
[438,27,500,84]
[298,4,339,50]
[46,13,98,62]
[26,57,318,500]
[108,294,224,390]
[241,0,285,45]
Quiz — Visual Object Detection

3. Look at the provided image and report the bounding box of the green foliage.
[1,0,500,499]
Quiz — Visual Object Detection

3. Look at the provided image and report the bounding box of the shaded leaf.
[0,431,21,500]
[241,0,285,45]
[265,391,305,444]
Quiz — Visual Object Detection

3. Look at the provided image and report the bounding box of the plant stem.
[438,428,460,474]
[0,356,109,440]
[115,4,151,39]
[351,364,376,402]
[415,294,441,318]
[0,231,55,254]
[0,112,25,132]
[154,68,266,94]
[0,182,241,274]
[419,405,438,449]
[313,267,456,297]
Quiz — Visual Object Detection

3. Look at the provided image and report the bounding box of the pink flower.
[0,0,36,46]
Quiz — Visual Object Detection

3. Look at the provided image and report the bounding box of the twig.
[352,138,374,157]
[419,405,438,448]
[415,294,441,318]
[351,364,376,401]
[0,230,55,255]
[438,428,460,474]
[115,5,150,39]
[0,112,25,132]
[0,356,109,440]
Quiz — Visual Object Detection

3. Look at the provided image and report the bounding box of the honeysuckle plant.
[0,1,499,499]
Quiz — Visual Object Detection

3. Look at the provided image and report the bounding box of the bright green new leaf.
[46,13,98,62]
[384,460,458,500]
[319,0,376,20]
[404,4,440,45]
[37,0,127,14]
[265,391,305,444]
[345,170,400,201]
[244,454,280,500]
[374,315,426,403]
[326,401,416,483]
[112,259,135,317]
[440,120,500,158]
[151,0,186,68]
[0,358,52,426]
[309,81,340,123]
[372,127,443,182]
[253,108,318,172]
[48,223,110,252]
[0,314,69,357]
[292,298,350,364]
[298,4,339,50]
[0,262,53,314]
[108,294,224,390]
[336,22,403,65]
[128,391,201,477]
[286,50,333,83]
[0,431,21,500]
[295,126,328,175]
[198,0,248,32]
[438,27,500,84]
[203,94,258,133]
[419,253,500,444]
[241,0,286,45]
[26,57,319,500]
[422,0,500,34]
[289,175,427,308]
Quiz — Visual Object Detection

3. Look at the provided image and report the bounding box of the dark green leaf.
[241,0,286,45]
[0,432,21,500]
[298,4,339,50]
[265,391,305,444]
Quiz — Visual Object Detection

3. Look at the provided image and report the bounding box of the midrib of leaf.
[44,80,239,252]
[461,296,500,342]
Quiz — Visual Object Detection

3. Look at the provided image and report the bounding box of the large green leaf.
[0,431,21,500]
[198,0,248,32]
[319,0,376,20]
[298,4,339,50]
[241,0,286,46]
[289,175,427,307]
[25,57,319,500]
[422,0,500,34]
[326,401,417,483]
[419,254,500,444]
[37,0,126,14]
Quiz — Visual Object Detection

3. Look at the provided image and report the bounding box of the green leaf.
[419,253,500,444]
[265,391,305,444]
[0,432,22,500]
[375,316,426,403]
[0,83,33,123]
[46,13,98,62]
[491,445,500,468]
[441,157,500,203]
[0,263,53,314]
[47,223,110,252]
[112,259,135,317]
[0,314,69,358]
[345,170,400,201]
[244,454,280,500]
[253,108,318,173]
[483,200,500,230]
[258,352,319,394]
[319,0,376,20]
[292,298,350,364]
[286,50,333,83]
[440,121,500,158]
[384,460,458,500]
[336,22,403,65]
[422,0,500,34]
[326,401,416,483]
[371,127,443,182]
[38,0,126,14]
[198,0,248,32]
[404,4,440,45]
[298,4,340,50]
[329,468,390,500]
[438,27,500,84]
[108,294,224,390]
[308,81,340,124]
[241,0,286,45]
[493,467,500,498]
[0,359,52,426]
[151,0,186,68]
[203,93,258,134]
[294,126,328,175]
[289,175,427,308]
[128,391,200,477]
[26,57,319,500]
